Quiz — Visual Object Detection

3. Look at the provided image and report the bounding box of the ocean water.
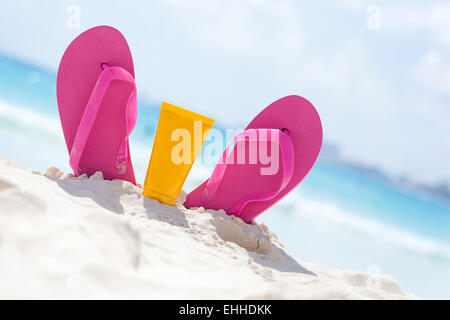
[1,53,449,299]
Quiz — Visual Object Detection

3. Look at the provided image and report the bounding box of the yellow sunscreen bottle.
[143,101,215,205]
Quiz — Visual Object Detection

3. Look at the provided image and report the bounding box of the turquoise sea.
[1,53,449,299]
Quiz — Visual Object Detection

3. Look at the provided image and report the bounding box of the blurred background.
[0,0,449,298]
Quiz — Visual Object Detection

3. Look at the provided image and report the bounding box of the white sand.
[0,155,416,299]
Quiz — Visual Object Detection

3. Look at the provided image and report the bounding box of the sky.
[0,0,449,186]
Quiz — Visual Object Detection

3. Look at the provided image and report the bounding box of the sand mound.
[0,155,416,299]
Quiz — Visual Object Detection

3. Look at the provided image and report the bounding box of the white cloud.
[162,0,303,57]
[337,0,365,10]
[384,2,450,49]
[413,50,450,95]
[0,0,449,185]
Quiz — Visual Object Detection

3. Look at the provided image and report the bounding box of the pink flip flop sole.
[185,95,323,222]
[57,26,137,184]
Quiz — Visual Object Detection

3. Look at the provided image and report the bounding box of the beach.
[0,155,416,299]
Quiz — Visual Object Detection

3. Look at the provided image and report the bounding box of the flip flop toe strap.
[69,65,137,176]
[202,128,295,217]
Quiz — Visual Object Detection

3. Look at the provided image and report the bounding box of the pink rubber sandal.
[57,26,137,184]
[185,95,322,222]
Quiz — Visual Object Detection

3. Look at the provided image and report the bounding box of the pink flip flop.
[57,26,137,184]
[185,95,322,222]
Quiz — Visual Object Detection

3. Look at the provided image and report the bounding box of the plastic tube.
[143,101,215,205]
